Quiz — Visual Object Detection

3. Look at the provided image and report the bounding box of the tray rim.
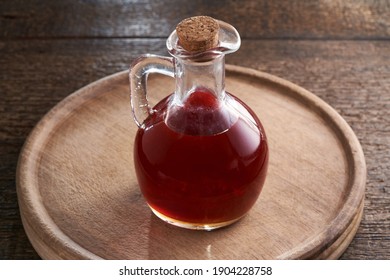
[16,65,367,259]
[228,66,367,259]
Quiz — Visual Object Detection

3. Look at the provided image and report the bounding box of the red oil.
[134,90,268,225]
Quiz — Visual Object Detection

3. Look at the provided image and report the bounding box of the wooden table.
[1,0,389,259]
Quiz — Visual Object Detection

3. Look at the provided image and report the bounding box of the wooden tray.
[16,65,366,259]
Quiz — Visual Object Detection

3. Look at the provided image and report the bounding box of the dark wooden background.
[1,0,389,259]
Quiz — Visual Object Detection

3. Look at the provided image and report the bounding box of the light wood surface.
[2,0,389,260]
[16,66,366,259]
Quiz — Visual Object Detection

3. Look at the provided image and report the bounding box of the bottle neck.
[172,55,225,104]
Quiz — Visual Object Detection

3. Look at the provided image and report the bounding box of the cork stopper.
[176,16,219,53]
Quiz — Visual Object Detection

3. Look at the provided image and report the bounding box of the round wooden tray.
[16,65,366,259]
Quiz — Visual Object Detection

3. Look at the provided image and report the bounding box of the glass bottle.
[129,16,268,230]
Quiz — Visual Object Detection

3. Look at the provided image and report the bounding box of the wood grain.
[0,0,389,39]
[1,38,389,259]
[16,66,365,259]
[1,0,389,260]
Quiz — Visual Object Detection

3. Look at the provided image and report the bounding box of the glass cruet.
[129,16,268,230]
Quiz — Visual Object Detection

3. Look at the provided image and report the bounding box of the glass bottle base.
[149,206,244,231]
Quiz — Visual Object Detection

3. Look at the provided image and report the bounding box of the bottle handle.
[129,54,174,128]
